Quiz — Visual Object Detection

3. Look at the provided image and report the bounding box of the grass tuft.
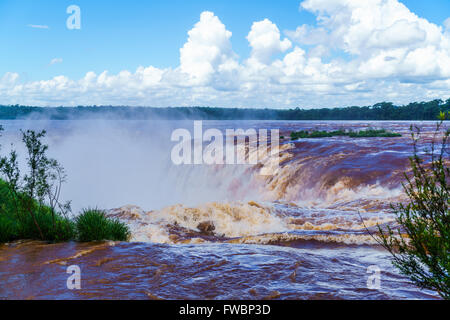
[75,208,130,242]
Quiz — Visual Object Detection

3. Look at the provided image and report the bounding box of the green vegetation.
[347,129,402,138]
[0,99,449,120]
[76,209,130,242]
[0,179,75,242]
[290,128,401,140]
[0,126,130,243]
[377,114,450,299]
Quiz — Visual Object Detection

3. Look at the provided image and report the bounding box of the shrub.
[348,128,402,138]
[75,209,130,242]
[308,131,333,138]
[377,116,449,300]
[0,214,18,243]
[0,129,72,241]
[290,130,310,139]
[24,207,75,242]
[1,177,129,244]
[0,178,75,242]
[290,128,401,140]
[0,128,131,244]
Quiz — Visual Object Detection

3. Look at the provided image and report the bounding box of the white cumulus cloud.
[247,19,292,65]
[2,2,450,108]
[179,11,238,85]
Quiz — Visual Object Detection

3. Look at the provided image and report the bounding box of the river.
[0,120,443,299]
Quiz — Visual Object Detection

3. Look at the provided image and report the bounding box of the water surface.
[0,120,443,299]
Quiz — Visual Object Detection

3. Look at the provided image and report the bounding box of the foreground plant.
[0,128,72,241]
[76,209,130,242]
[0,126,130,243]
[377,115,449,299]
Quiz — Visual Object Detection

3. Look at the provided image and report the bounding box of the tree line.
[1,99,449,120]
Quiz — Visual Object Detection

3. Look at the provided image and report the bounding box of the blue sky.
[0,0,450,107]
[0,0,312,80]
[0,0,448,80]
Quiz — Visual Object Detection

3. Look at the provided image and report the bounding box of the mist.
[0,118,258,215]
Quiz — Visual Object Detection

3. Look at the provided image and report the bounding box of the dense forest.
[0,99,449,120]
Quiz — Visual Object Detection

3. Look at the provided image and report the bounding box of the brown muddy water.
[0,120,445,299]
